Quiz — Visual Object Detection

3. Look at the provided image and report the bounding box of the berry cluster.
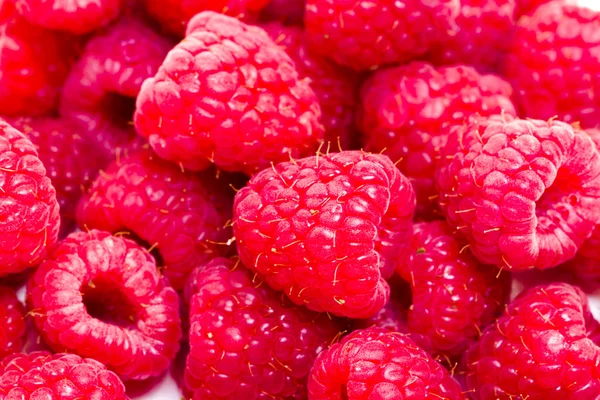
[0,0,600,399]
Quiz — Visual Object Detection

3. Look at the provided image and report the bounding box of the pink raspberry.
[427,0,517,72]
[308,327,465,399]
[233,150,415,318]
[184,257,341,399]
[436,115,600,270]
[0,285,25,359]
[358,62,516,220]
[0,352,128,399]
[10,0,124,34]
[260,0,305,25]
[0,119,60,276]
[0,3,75,116]
[141,0,270,37]
[135,11,323,175]
[27,230,182,381]
[505,1,600,129]
[60,17,173,130]
[262,23,358,149]
[76,149,233,290]
[465,283,600,399]
[304,0,460,71]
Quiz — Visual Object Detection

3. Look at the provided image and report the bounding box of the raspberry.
[0,119,60,276]
[0,285,25,359]
[304,0,460,71]
[6,116,122,237]
[260,0,305,25]
[427,0,517,72]
[436,115,600,270]
[76,149,233,290]
[10,0,124,34]
[0,352,128,399]
[184,257,341,399]
[262,23,358,149]
[308,327,465,399]
[141,0,270,37]
[358,62,516,220]
[135,12,323,175]
[27,230,182,381]
[517,0,551,16]
[465,282,600,399]
[233,150,416,318]
[60,17,173,131]
[395,221,509,356]
[505,1,600,129]
[0,3,75,116]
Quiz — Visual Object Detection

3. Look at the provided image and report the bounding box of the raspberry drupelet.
[27,230,182,381]
[184,257,341,399]
[0,119,60,276]
[358,62,516,220]
[436,115,600,270]
[233,150,416,318]
[134,11,323,175]
[465,282,600,399]
[304,0,460,71]
[0,285,25,359]
[76,149,233,291]
[308,327,466,399]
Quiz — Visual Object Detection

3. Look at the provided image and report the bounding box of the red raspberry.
[262,23,358,150]
[141,0,270,37]
[10,0,124,34]
[358,62,516,220]
[436,115,600,270]
[184,257,341,399]
[505,2,600,129]
[517,0,551,16]
[0,352,128,399]
[260,0,305,25]
[0,285,25,359]
[304,0,460,71]
[427,0,517,72]
[233,150,415,318]
[308,327,465,399]
[465,283,600,399]
[60,17,173,130]
[0,119,60,276]
[76,149,233,290]
[27,230,182,381]
[135,11,323,175]
[0,3,75,116]
[395,221,509,356]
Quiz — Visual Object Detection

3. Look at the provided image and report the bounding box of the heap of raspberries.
[2,0,600,399]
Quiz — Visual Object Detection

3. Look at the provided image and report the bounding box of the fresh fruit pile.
[1,0,600,399]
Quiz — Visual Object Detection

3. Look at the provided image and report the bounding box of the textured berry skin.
[76,150,233,291]
[60,17,173,129]
[0,286,25,359]
[260,0,305,25]
[262,23,358,149]
[233,150,416,318]
[358,62,516,220]
[142,0,270,37]
[428,0,517,72]
[304,0,460,71]
[0,3,74,116]
[135,11,323,175]
[10,0,124,34]
[0,119,60,276]
[394,221,509,356]
[465,283,600,399]
[27,230,182,381]
[436,116,600,270]
[0,352,128,399]
[505,2,600,129]
[308,327,465,399]
[184,257,340,399]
